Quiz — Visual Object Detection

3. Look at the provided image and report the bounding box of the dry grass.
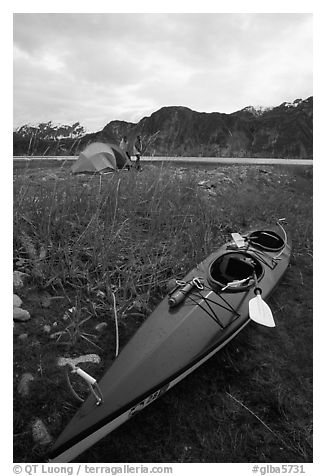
[13,161,312,462]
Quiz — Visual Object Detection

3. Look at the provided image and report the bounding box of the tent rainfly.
[71,142,131,174]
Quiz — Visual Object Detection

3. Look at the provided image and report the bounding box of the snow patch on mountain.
[239,105,272,116]
[280,98,303,108]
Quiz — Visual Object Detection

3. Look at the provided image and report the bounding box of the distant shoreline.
[13,156,313,166]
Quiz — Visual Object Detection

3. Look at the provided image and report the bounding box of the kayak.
[50,222,291,462]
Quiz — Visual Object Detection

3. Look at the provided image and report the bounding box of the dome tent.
[71,142,131,174]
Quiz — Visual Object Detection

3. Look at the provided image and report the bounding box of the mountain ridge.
[13,97,313,159]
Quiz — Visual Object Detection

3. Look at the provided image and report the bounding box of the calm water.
[13,156,313,167]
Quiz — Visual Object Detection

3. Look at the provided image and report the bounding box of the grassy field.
[13,160,313,463]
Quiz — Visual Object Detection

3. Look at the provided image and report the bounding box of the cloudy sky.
[13,13,313,132]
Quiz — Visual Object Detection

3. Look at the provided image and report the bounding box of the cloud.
[13,13,313,132]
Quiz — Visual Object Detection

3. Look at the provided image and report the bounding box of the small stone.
[32,418,52,445]
[43,325,51,333]
[95,322,108,332]
[18,372,34,396]
[13,308,30,322]
[18,333,28,341]
[13,271,29,291]
[13,294,23,308]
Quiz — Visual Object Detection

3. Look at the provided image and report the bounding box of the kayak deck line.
[49,224,292,462]
[186,286,244,329]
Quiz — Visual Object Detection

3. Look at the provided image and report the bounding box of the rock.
[32,418,52,445]
[13,271,29,291]
[13,308,30,322]
[13,294,22,308]
[57,354,101,367]
[43,325,51,333]
[18,333,28,341]
[95,322,108,332]
[18,372,34,396]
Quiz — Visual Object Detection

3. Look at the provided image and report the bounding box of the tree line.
[13,121,95,156]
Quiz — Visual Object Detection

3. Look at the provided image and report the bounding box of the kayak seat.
[208,252,263,292]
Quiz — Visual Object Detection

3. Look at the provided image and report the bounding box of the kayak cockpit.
[208,252,263,292]
[247,230,285,251]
